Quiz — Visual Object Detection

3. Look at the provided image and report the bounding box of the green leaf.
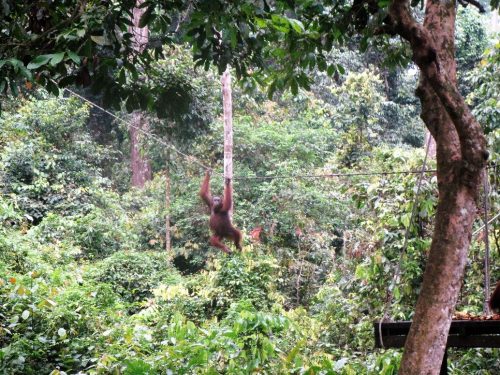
[254,17,267,29]
[401,213,411,229]
[46,80,59,96]
[355,264,369,280]
[360,37,369,52]
[66,50,81,64]
[317,58,327,72]
[290,78,298,95]
[267,80,277,100]
[139,5,155,28]
[327,64,335,77]
[118,68,126,85]
[271,14,290,33]
[27,55,52,69]
[58,75,76,87]
[10,79,19,96]
[21,310,30,320]
[229,28,238,49]
[288,18,304,34]
[0,58,22,69]
[50,52,65,66]
[394,286,401,300]
[18,65,33,81]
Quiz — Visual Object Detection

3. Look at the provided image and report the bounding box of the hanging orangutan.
[200,170,242,253]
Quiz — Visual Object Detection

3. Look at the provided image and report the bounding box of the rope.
[233,170,437,180]
[63,88,217,174]
[377,135,432,349]
[63,88,439,182]
[482,169,491,315]
[473,211,500,237]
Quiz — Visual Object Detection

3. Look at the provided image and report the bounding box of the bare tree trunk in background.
[129,113,152,187]
[222,68,234,216]
[165,150,172,255]
[388,0,488,374]
[129,0,151,188]
[424,130,437,159]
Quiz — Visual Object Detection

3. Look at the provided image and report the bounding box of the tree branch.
[31,0,88,44]
[457,0,486,13]
[388,0,487,173]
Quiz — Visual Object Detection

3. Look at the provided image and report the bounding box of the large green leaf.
[66,51,81,64]
[27,55,52,69]
[50,52,65,66]
[288,19,304,34]
[271,15,290,33]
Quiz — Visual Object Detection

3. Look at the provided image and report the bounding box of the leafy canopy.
[2,0,498,110]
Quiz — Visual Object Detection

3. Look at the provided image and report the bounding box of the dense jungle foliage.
[1,7,499,375]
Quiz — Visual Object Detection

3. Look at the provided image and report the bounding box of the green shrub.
[89,251,181,306]
[0,97,110,223]
[212,252,281,314]
[73,209,124,259]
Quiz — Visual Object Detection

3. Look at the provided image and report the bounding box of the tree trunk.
[222,68,234,216]
[129,0,151,188]
[424,130,437,159]
[387,1,488,374]
[165,151,172,256]
[129,112,152,188]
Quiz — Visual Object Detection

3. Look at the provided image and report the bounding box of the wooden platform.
[374,320,500,348]
[374,320,500,375]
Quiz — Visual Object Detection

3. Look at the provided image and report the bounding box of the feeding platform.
[374,317,500,375]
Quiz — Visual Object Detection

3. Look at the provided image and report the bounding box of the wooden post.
[222,68,233,216]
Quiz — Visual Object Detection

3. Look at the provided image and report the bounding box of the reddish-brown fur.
[489,281,500,313]
[200,171,242,253]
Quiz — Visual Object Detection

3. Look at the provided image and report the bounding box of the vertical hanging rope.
[378,136,432,348]
[482,168,491,315]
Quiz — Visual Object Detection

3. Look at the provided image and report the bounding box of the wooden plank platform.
[374,320,500,349]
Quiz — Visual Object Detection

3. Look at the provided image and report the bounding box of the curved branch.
[388,0,487,172]
[458,0,486,13]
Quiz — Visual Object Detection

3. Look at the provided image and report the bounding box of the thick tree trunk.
[129,0,151,188]
[222,68,234,216]
[387,0,488,373]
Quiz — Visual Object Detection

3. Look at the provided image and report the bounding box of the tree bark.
[222,68,234,216]
[129,0,152,188]
[129,112,152,188]
[165,151,172,256]
[386,0,488,374]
